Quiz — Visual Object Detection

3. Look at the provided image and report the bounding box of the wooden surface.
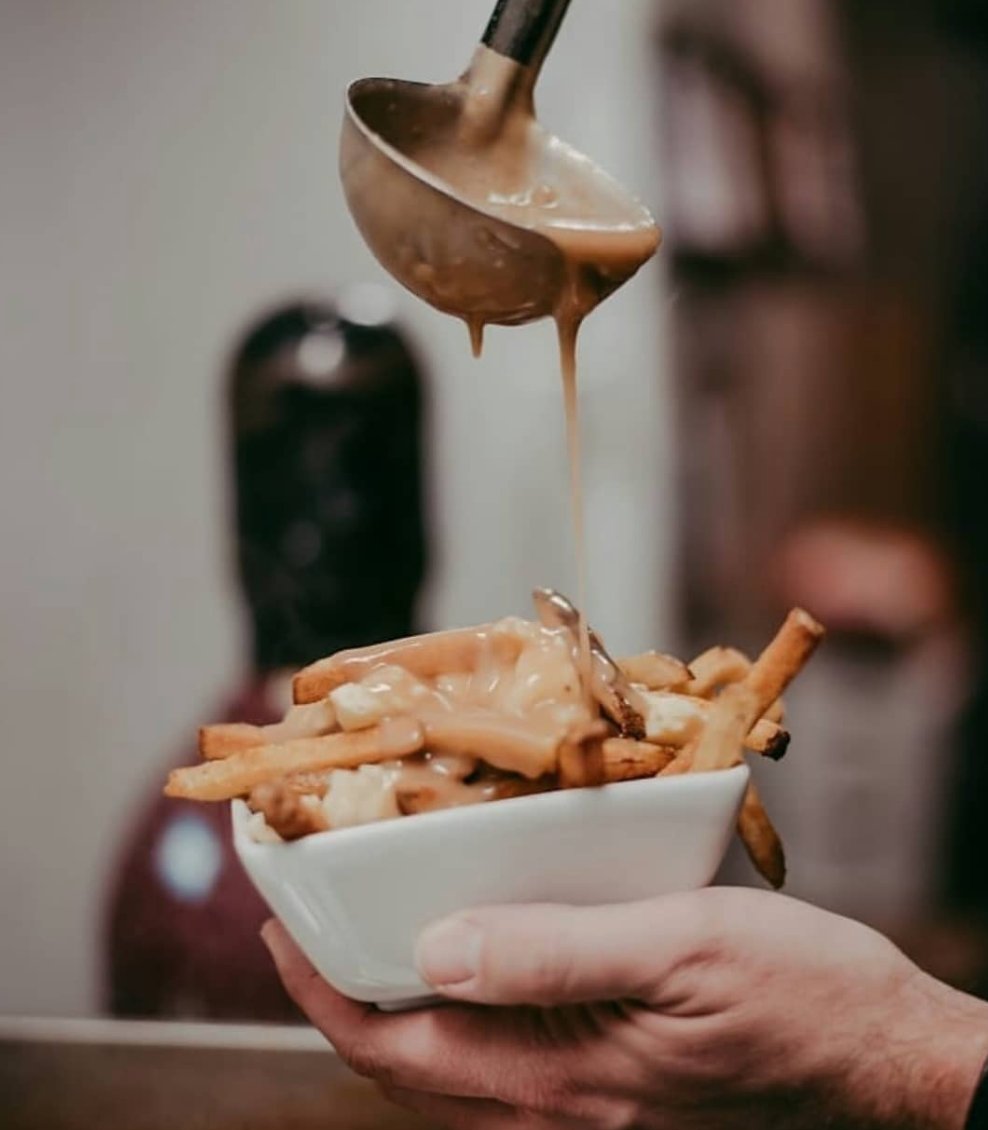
[0,1021,435,1130]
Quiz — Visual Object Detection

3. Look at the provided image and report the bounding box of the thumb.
[414,894,709,1006]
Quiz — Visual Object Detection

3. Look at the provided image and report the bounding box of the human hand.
[262,888,988,1129]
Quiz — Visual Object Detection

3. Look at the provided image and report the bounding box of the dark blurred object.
[103,292,430,1020]
[232,294,428,669]
[106,684,290,1021]
[926,0,988,920]
[938,0,988,48]
[657,0,988,957]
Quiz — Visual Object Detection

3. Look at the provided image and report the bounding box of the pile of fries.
[165,593,823,888]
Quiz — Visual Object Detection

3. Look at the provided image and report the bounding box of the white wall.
[0,0,670,1015]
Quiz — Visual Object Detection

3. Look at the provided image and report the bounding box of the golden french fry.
[248,782,329,840]
[763,698,785,724]
[640,691,787,758]
[200,724,266,760]
[749,719,789,760]
[687,646,752,697]
[599,737,677,781]
[199,700,338,760]
[658,744,695,777]
[618,651,693,692]
[744,608,824,713]
[485,775,556,801]
[397,773,554,815]
[423,711,563,779]
[165,717,424,801]
[560,733,677,788]
[691,609,824,773]
[293,624,504,704]
[737,781,786,889]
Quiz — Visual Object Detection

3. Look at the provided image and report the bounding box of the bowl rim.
[231,762,750,857]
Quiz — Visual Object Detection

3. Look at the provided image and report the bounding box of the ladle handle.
[481,0,572,73]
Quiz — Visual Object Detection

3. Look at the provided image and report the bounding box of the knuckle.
[518,933,576,1004]
[473,910,576,1003]
[677,890,734,969]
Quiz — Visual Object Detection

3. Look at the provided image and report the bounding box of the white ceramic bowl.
[233,764,749,1009]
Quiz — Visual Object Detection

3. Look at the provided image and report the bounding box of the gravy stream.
[423,48,658,695]
[557,317,592,692]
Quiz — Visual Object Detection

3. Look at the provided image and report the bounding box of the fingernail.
[415,917,482,987]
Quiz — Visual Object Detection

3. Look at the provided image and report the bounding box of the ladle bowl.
[341,75,567,326]
[339,0,658,331]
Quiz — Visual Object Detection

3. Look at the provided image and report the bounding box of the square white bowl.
[233,763,749,1009]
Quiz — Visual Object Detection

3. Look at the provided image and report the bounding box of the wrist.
[894,974,988,1130]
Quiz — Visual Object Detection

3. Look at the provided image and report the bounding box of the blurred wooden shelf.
[0,1018,435,1130]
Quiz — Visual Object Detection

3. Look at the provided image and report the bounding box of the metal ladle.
[339,0,658,333]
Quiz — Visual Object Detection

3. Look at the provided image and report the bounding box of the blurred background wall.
[4,0,988,1021]
[0,0,669,1015]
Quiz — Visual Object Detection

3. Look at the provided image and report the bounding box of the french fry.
[165,717,424,801]
[763,698,785,724]
[200,723,267,760]
[690,609,824,773]
[658,743,695,777]
[599,737,677,781]
[397,773,554,814]
[199,700,337,760]
[422,711,562,779]
[640,691,788,758]
[293,625,505,704]
[657,727,790,772]
[661,752,786,884]
[737,780,786,889]
[687,646,752,697]
[688,649,785,721]
[248,782,329,840]
[618,651,693,692]
[750,720,789,760]
[485,775,556,800]
[742,608,824,716]
[558,726,678,789]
